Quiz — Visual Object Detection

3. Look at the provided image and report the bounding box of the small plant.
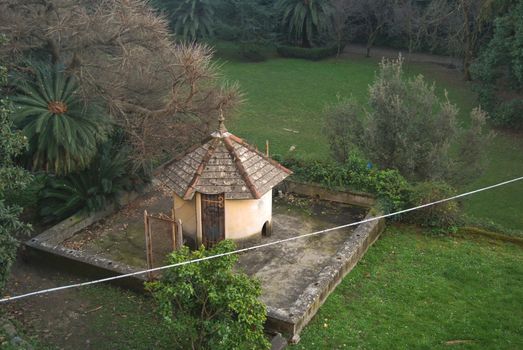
[12,64,111,175]
[147,240,270,350]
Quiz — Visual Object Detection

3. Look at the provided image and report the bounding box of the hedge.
[276,45,338,60]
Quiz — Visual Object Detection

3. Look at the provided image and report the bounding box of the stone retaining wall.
[279,180,376,208]
[265,211,385,341]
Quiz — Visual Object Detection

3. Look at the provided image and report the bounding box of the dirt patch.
[3,259,104,349]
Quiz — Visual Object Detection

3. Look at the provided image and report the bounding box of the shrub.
[0,202,31,289]
[490,99,523,130]
[146,240,270,350]
[276,45,338,60]
[406,181,460,233]
[1,36,32,291]
[369,169,411,215]
[39,140,134,223]
[239,42,268,62]
[280,153,411,213]
[323,98,364,163]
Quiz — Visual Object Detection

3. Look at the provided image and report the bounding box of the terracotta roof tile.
[154,130,292,199]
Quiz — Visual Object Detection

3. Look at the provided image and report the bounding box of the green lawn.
[222,57,523,231]
[294,226,523,349]
[25,227,521,349]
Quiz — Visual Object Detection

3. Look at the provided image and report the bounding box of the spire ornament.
[218,108,227,134]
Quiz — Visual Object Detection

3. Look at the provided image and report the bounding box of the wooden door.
[201,193,225,248]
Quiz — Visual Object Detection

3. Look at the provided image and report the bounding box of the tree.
[347,0,393,57]
[364,56,457,180]
[391,0,455,54]
[0,0,241,174]
[324,56,488,183]
[214,0,275,43]
[331,0,352,55]
[0,35,32,290]
[323,98,363,163]
[438,0,505,80]
[471,0,523,129]
[12,64,111,175]
[154,0,215,42]
[147,240,270,350]
[277,0,335,48]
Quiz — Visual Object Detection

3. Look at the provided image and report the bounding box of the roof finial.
[218,108,227,133]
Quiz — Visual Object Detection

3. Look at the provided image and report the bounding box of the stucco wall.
[225,190,272,240]
[173,193,197,240]
[174,191,273,242]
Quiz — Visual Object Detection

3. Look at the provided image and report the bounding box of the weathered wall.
[173,193,197,241]
[279,180,376,208]
[225,191,272,240]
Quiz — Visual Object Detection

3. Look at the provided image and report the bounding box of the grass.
[72,287,173,350]
[294,225,523,349]
[221,56,523,231]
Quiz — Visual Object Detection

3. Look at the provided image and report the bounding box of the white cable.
[1,176,522,304]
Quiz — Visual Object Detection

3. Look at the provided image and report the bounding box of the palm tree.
[12,64,111,175]
[155,0,215,42]
[277,0,335,47]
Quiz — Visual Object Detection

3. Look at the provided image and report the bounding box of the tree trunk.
[461,0,472,81]
[301,20,311,48]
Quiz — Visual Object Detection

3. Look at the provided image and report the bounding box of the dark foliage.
[39,140,135,223]
[276,45,338,60]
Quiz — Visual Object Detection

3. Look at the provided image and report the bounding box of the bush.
[406,181,460,233]
[146,240,270,350]
[323,98,364,163]
[39,140,135,223]
[490,99,523,130]
[239,42,268,62]
[369,169,410,215]
[0,201,30,290]
[280,153,410,213]
[276,45,338,60]
[1,37,32,291]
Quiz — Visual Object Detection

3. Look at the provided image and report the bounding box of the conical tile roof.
[155,122,292,200]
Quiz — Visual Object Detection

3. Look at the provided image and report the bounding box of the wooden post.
[265,140,269,157]
[144,210,154,280]
[195,193,202,247]
[176,219,183,249]
[171,207,177,251]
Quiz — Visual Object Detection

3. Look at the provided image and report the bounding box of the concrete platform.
[25,184,384,342]
[240,197,384,340]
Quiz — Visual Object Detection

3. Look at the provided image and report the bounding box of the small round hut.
[155,116,292,247]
